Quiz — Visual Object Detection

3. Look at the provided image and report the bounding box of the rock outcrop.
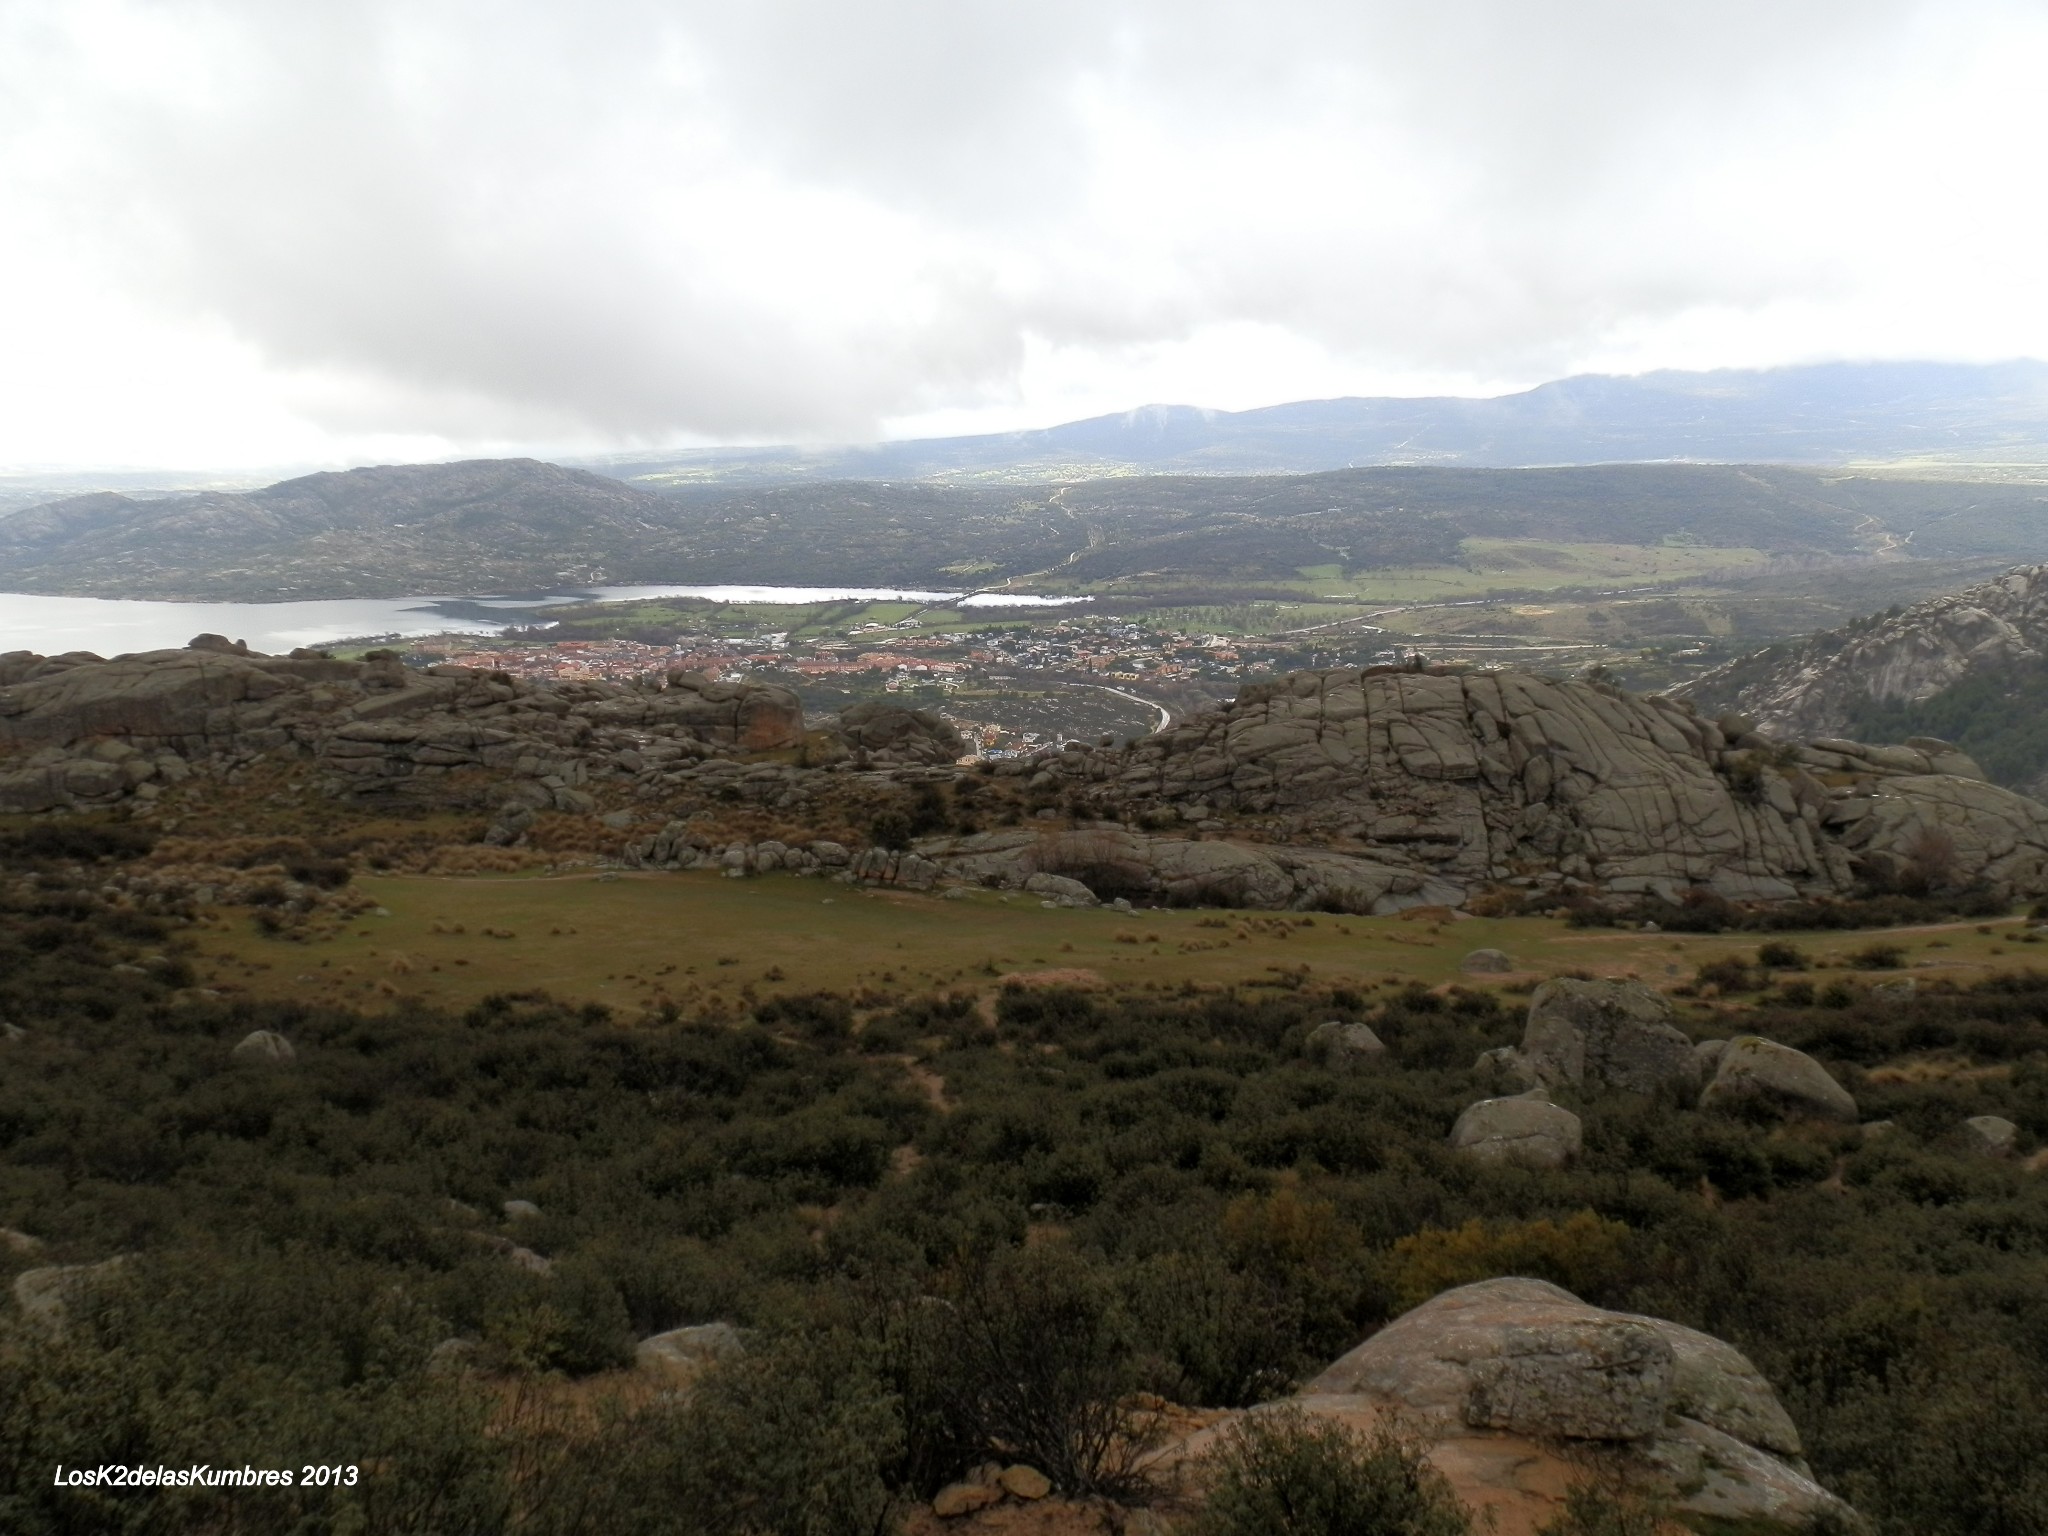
[1959,1114,2020,1159]
[1299,1277,1855,1533]
[12,1256,128,1335]
[230,1029,296,1064]
[634,1321,745,1381]
[1517,977,1699,1096]
[1006,666,2048,905]
[9,643,2048,914]
[0,640,806,817]
[1693,563,2048,746]
[833,701,966,766]
[911,822,1466,913]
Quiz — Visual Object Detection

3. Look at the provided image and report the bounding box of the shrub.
[1536,1469,1666,1536]
[651,1331,899,1536]
[1384,1213,1630,1314]
[907,1245,1160,1498]
[1194,1407,1470,1536]
[0,820,156,864]
[1850,943,1907,971]
[530,1329,901,1536]
[1124,1249,1311,1408]
[1757,940,1809,970]
[1694,955,1757,994]
[868,809,913,850]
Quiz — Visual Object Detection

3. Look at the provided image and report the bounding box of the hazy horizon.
[6,355,2048,485]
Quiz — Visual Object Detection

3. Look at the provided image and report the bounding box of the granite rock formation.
[1004,666,2048,906]
[1297,1277,1855,1533]
[831,700,966,767]
[1516,977,1700,1095]
[0,640,806,817]
[9,644,2048,914]
[1694,563,2048,744]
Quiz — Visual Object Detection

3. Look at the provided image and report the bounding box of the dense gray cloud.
[0,0,2043,464]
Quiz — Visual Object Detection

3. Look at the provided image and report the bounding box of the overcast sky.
[3,0,2047,470]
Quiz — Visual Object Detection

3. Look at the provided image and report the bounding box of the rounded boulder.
[1698,1037,1856,1123]
[231,1029,296,1064]
[1450,1093,1583,1168]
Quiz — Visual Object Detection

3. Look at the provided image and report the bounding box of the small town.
[403,613,1412,755]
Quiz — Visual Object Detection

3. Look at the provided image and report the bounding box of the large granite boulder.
[1959,1115,2020,1159]
[1300,1277,1854,1533]
[1521,977,1699,1095]
[831,701,965,766]
[1449,1093,1582,1168]
[231,1029,296,1064]
[1306,1020,1387,1069]
[1307,1280,1672,1441]
[1699,1037,1857,1124]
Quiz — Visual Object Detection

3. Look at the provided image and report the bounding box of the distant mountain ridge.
[590,360,2048,486]
[0,459,674,599]
[11,457,2048,602]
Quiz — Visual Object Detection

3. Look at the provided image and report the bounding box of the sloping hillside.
[596,359,2048,484]
[9,455,2048,602]
[1689,565,2048,794]
[0,459,686,599]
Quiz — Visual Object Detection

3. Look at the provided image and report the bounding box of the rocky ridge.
[971,664,2048,905]
[1691,562,2048,747]
[0,636,957,819]
[8,643,2048,911]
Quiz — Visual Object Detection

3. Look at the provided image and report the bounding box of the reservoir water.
[0,584,1087,657]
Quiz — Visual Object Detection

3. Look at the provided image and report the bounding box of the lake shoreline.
[0,583,1088,659]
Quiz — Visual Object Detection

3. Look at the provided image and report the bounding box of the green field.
[189,869,2040,1016]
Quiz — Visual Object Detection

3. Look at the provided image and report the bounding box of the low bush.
[1194,1408,1470,1536]
[904,1245,1160,1499]
[1757,939,1809,970]
[1384,1212,1632,1314]
[1535,1470,1666,1536]
[1695,955,1758,994]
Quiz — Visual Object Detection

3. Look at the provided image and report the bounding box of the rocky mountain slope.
[1690,564,2048,793]
[8,639,2048,912]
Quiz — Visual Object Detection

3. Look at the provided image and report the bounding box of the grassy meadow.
[183,867,2047,1017]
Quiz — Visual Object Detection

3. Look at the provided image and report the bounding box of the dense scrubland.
[4,843,2048,1536]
